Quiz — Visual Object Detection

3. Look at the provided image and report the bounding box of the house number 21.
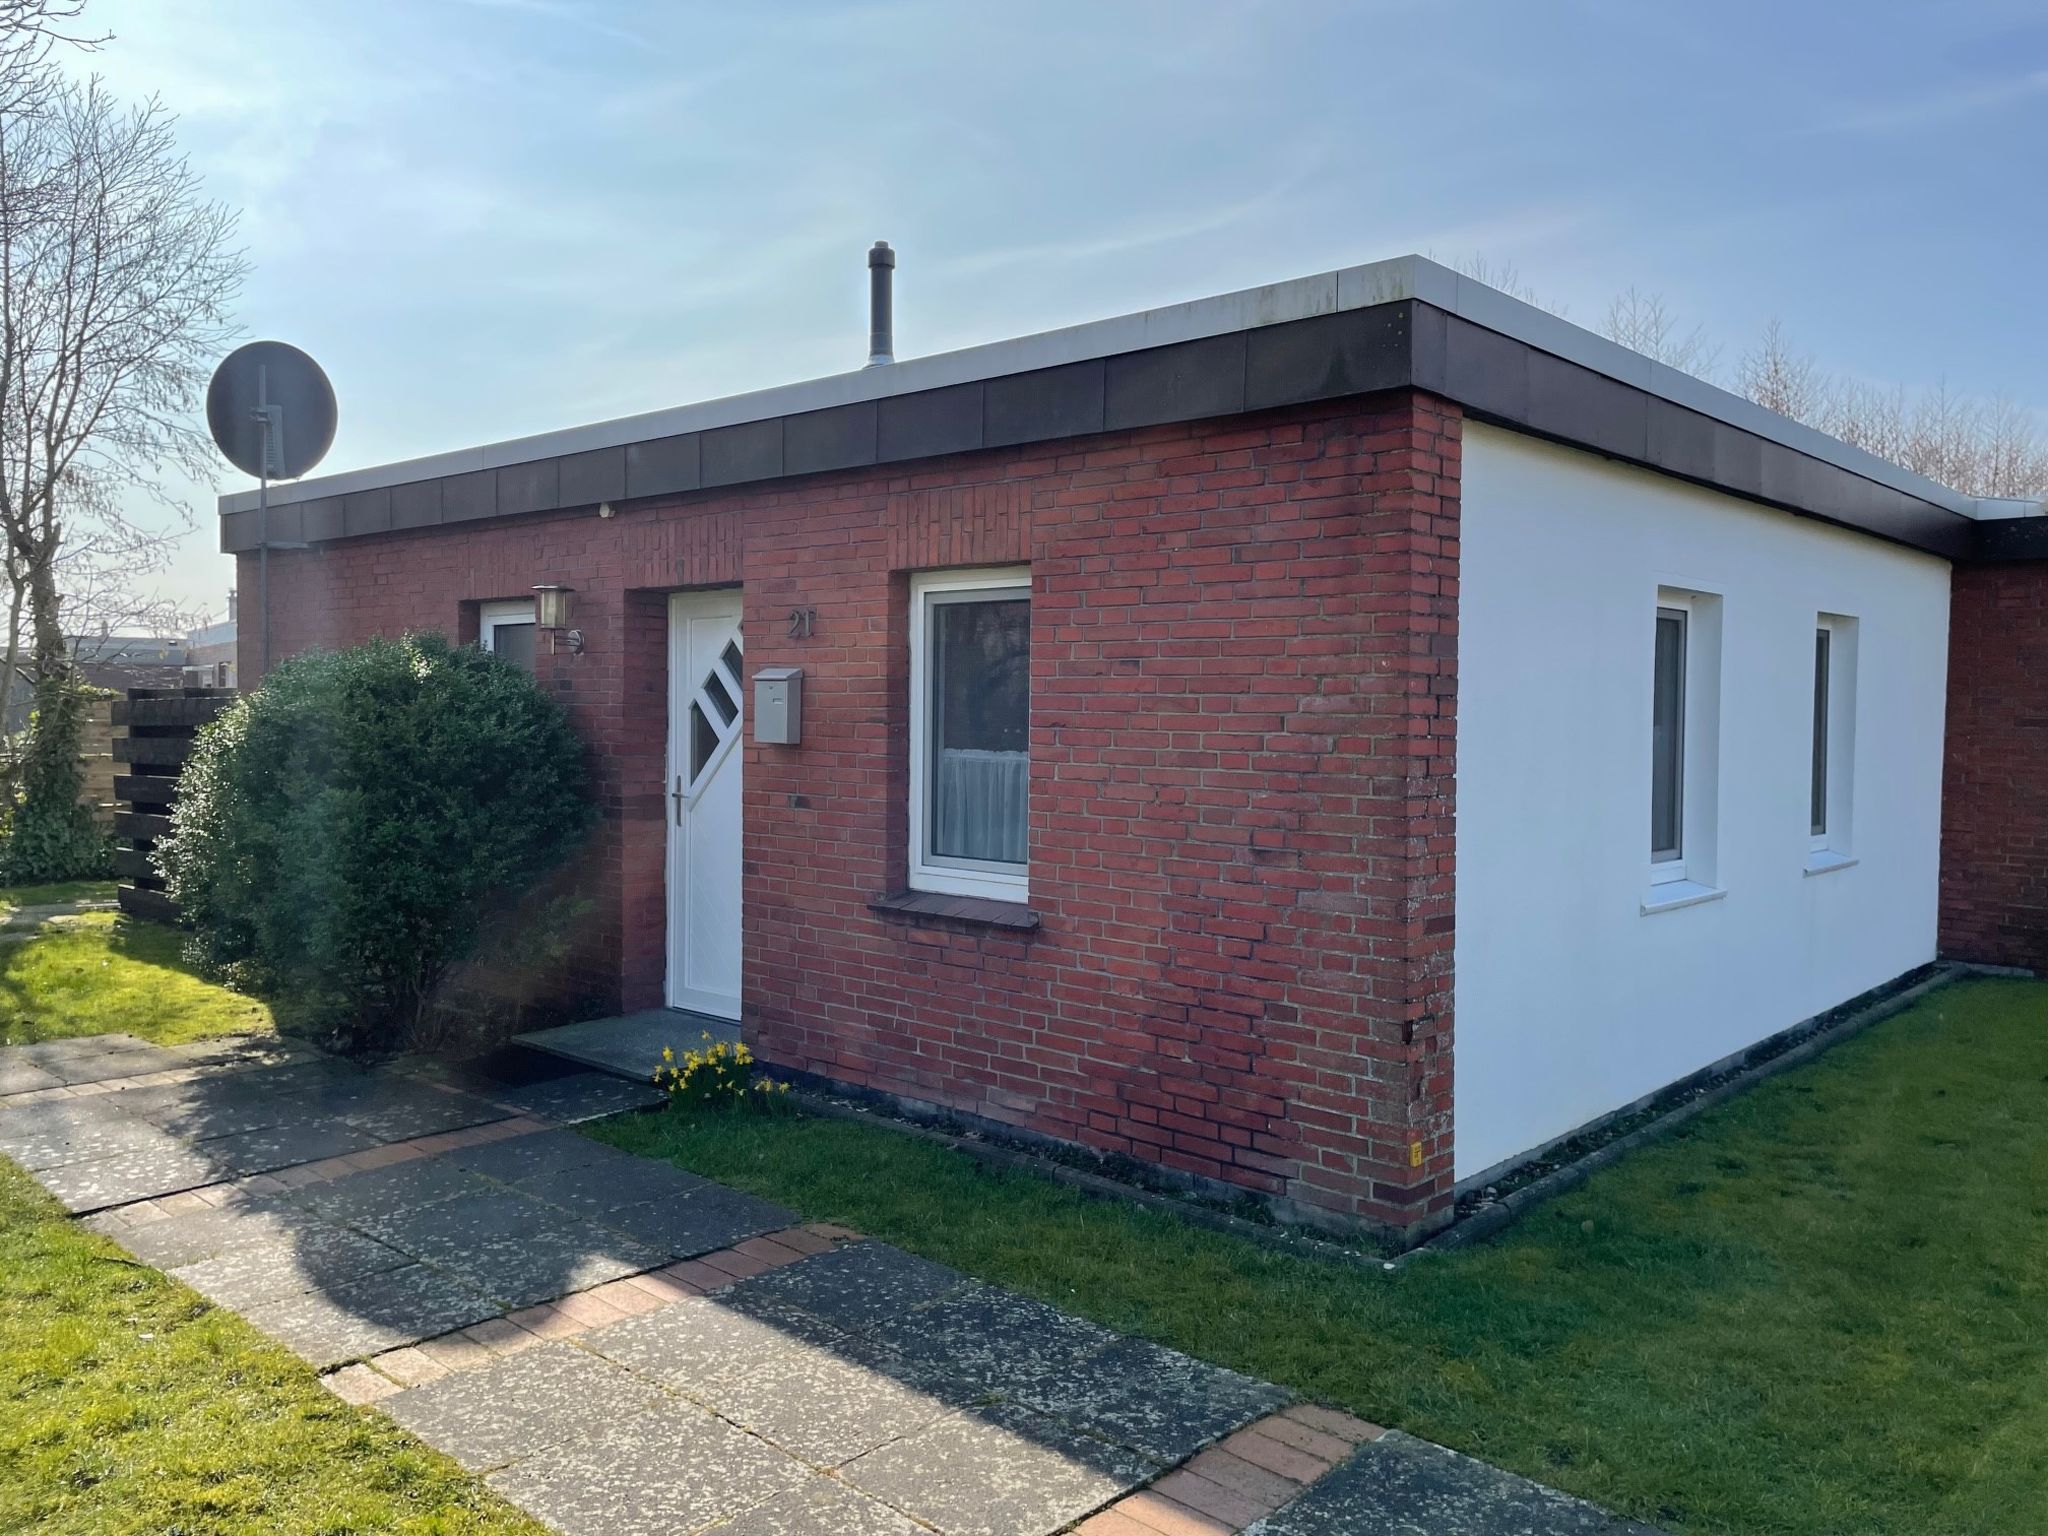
[788,607,817,640]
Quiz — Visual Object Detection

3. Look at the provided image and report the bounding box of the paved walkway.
[0,894,121,942]
[0,1032,1659,1536]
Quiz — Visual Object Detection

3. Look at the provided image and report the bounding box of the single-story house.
[218,254,2048,1240]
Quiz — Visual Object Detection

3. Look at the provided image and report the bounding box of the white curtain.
[935,748,1028,864]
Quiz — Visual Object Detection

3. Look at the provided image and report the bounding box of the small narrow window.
[909,568,1031,902]
[1651,606,1687,867]
[479,599,537,671]
[1807,614,1857,872]
[1810,627,1831,839]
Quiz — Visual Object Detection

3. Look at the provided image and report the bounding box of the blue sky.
[78,0,2048,617]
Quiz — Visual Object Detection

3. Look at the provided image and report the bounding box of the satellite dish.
[206,341,337,481]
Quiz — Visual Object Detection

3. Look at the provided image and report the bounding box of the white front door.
[666,591,745,1020]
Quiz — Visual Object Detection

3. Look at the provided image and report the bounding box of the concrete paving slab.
[194,1118,383,1178]
[723,1241,968,1335]
[163,1036,309,1070]
[488,1398,807,1536]
[89,1194,323,1268]
[517,1153,707,1216]
[1012,1336,1290,1464]
[703,1478,924,1536]
[240,1263,502,1368]
[597,1184,796,1260]
[449,1127,633,1185]
[0,1100,168,1169]
[515,1009,737,1080]
[430,1216,669,1310]
[842,1401,1154,1536]
[0,1034,185,1085]
[69,1048,186,1083]
[0,1032,151,1069]
[341,1085,509,1143]
[360,1187,567,1260]
[1247,1431,1666,1535]
[381,1340,667,1471]
[169,1228,412,1310]
[0,1060,63,1096]
[103,1080,303,1137]
[289,1157,485,1224]
[864,1283,1122,1398]
[486,1071,666,1124]
[282,1074,417,1118]
[37,1141,230,1212]
[585,1293,853,1394]
[688,1330,954,1467]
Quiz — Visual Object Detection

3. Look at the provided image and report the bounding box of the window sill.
[1641,880,1725,916]
[1803,850,1859,878]
[870,890,1042,931]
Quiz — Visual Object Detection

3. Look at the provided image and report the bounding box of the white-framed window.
[479,599,537,671]
[1646,585,1723,908]
[1807,612,1858,873]
[1650,603,1688,875]
[909,567,1031,903]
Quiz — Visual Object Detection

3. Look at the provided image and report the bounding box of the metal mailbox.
[753,666,803,745]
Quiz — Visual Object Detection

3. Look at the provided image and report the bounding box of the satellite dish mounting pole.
[255,361,271,679]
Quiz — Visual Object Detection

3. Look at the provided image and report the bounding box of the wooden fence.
[113,686,235,923]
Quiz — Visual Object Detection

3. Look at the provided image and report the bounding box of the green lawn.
[0,1159,549,1535]
[593,977,2048,1536]
[0,912,272,1046]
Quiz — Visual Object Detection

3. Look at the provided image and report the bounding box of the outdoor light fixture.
[532,584,583,654]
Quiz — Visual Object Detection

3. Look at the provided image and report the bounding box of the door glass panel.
[703,669,738,726]
[689,701,718,784]
[721,639,744,681]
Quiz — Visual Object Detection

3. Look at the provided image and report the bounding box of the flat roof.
[219,254,2036,559]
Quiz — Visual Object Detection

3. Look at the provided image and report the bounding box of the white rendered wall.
[1453,425,1950,1181]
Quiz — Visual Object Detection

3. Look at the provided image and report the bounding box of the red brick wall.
[1941,561,2048,972]
[240,390,1461,1234]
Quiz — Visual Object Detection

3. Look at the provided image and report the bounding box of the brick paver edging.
[1076,1406,1383,1535]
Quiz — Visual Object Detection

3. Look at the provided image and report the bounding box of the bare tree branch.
[0,69,245,709]
[1602,286,1721,378]
[0,2,105,118]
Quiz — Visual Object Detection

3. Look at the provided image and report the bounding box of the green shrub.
[1,676,114,883]
[156,633,594,1053]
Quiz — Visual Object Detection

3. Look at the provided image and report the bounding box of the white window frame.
[1650,600,1690,884]
[1806,612,1858,875]
[908,567,1031,903]
[1809,623,1832,852]
[1644,584,1723,912]
[479,598,536,656]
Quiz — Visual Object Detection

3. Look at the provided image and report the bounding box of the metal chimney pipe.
[866,241,895,366]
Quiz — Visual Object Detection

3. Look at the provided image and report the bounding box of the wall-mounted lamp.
[532,583,583,654]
